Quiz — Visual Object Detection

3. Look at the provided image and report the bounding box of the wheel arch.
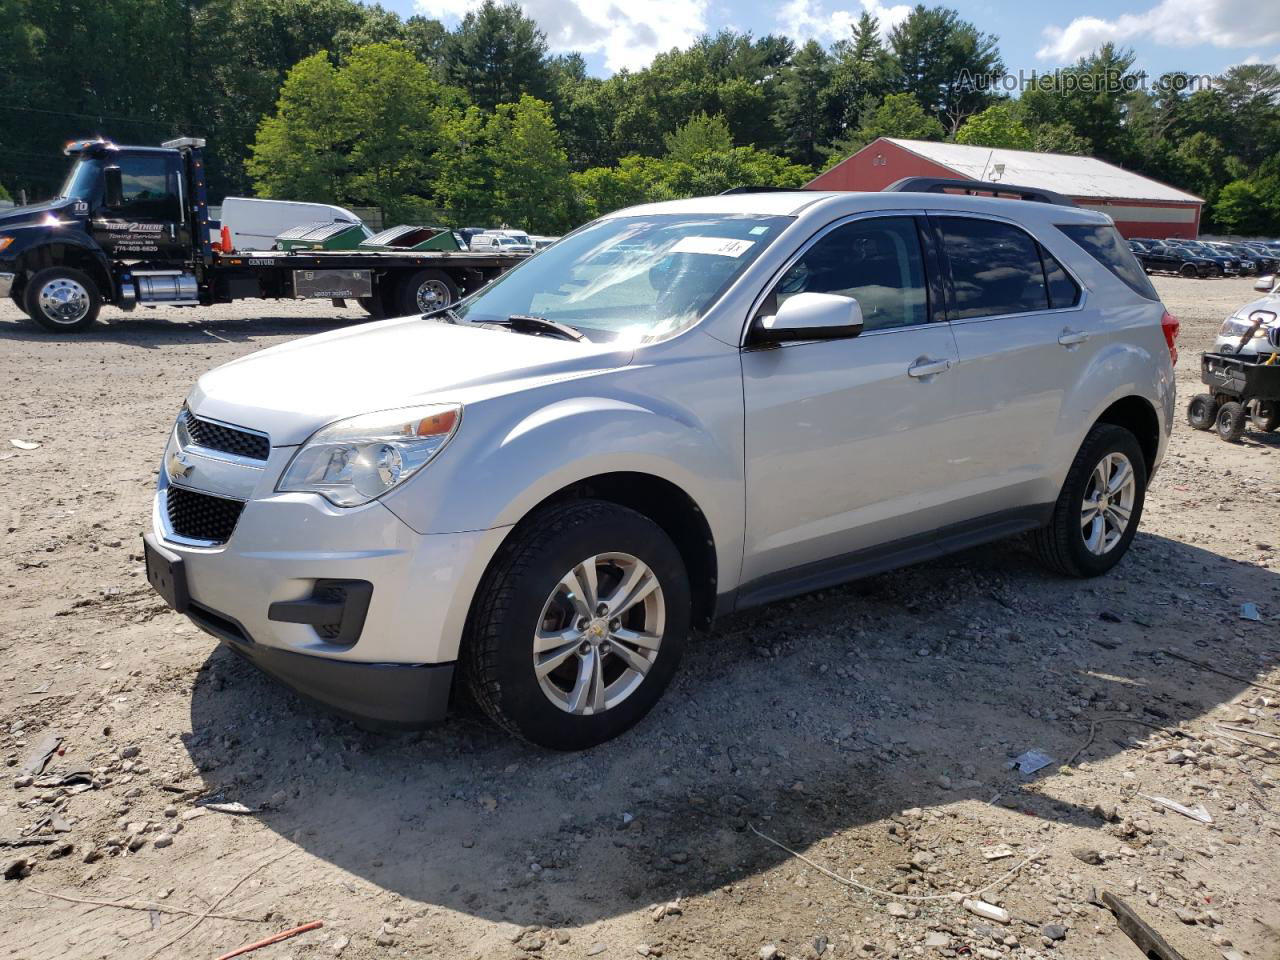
[480,471,720,631]
[15,241,114,303]
[1093,394,1160,477]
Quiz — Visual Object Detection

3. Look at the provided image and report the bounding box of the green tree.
[1021,44,1138,161]
[1032,122,1090,156]
[444,0,551,110]
[773,40,836,165]
[956,102,1033,149]
[1213,180,1267,235]
[247,51,345,202]
[825,92,945,159]
[828,13,894,135]
[0,180,11,202]
[888,5,1003,133]
[433,105,498,226]
[487,95,572,232]
[663,112,734,162]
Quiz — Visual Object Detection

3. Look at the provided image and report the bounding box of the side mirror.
[103,166,124,209]
[753,292,864,344]
[1255,274,1276,293]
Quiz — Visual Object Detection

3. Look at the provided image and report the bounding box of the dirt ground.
[1,276,1278,960]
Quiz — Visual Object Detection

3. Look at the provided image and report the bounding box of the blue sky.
[375,0,1280,81]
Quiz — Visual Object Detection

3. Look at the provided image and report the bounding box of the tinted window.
[1058,223,1158,301]
[116,154,180,220]
[772,216,928,331]
[1041,247,1080,310]
[940,217,1048,320]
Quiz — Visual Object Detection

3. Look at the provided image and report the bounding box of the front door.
[741,213,962,588]
[91,152,187,261]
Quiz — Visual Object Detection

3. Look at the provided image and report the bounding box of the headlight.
[1219,315,1254,338]
[0,236,13,252]
[278,404,461,506]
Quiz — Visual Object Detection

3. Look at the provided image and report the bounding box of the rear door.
[934,214,1088,516]
[740,212,964,585]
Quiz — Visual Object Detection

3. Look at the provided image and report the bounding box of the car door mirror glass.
[103,166,124,210]
[754,292,864,343]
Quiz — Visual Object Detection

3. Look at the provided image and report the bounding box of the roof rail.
[718,186,801,195]
[883,176,1076,207]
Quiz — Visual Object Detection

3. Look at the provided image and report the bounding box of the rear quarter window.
[1057,223,1159,301]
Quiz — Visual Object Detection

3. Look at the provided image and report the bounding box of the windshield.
[59,158,100,202]
[452,213,791,343]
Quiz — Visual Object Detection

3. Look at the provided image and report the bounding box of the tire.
[23,266,101,332]
[1178,263,1198,278]
[1031,424,1147,578]
[1186,393,1219,430]
[395,269,458,316]
[356,295,385,318]
[9,291,27,316]
[1252,401,1280,433]
[1215,401,1246,442]
[462,500,691,750]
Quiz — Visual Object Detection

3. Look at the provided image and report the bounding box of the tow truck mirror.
[103,166,124,210]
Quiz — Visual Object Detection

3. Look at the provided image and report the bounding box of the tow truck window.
[115,155,180,221]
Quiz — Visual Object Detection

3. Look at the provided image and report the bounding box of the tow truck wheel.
[24,267,101,332]
[397,269,458,316]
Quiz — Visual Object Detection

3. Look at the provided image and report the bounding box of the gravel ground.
[1,277,1278,960]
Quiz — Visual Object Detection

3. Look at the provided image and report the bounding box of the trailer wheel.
[397,269,458,316]
[1215,401,1246,442]
[23,267,101,332]
[1186,393,1218,430]
[1252,401,1280,433]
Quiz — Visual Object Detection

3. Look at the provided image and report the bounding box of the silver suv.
[144,184,1178,749]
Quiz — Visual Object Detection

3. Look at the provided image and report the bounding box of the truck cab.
[0,137,209,330]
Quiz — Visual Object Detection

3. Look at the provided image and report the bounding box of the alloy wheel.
[38,278,91,325]
[1080,452,1136,555]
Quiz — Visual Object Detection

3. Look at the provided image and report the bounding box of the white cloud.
[775,0,912,47]
[1037,0,1280,62]
[414,0,710,72]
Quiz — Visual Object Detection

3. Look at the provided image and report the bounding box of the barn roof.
[874,138,1203,205]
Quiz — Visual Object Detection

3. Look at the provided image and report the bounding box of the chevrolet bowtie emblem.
[167,449,194,479]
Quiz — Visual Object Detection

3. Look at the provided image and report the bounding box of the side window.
[939,217,1048,320]
[1057,223,1159,301]
[116,155,180,221]
[1041,246,1080,309]
[771,216,929,332]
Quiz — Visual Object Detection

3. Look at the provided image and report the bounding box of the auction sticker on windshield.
[669,236,756,257]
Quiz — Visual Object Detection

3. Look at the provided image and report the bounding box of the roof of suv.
[610,190,1114,226]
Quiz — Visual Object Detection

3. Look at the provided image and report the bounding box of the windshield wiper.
[483,314,586,342]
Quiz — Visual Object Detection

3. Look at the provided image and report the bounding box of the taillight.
[1161,310,1180,366]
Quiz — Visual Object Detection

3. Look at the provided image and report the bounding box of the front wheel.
[1215,401,1246,442]
[463,501,690,750]
[1031,424,1147,578]
[23,267,101,332]
[1178,263,1198,278]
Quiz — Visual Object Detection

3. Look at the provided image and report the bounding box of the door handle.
[1058,329,1089,346]
[908,357,951,378]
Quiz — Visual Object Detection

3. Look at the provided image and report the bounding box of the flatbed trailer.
[0,137,527,332]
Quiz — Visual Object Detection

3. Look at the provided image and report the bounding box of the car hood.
[188,315,635,445]
[0,198,77,230]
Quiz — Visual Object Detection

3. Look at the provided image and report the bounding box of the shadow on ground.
[186,532,1279,928]
[0,308,365,348]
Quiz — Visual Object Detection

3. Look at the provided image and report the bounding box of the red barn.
[808,137,1204,240]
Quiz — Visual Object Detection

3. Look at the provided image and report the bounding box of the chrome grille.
[182,409,269,461]
[166,487,244,544]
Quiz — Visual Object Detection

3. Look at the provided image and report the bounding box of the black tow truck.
[0,137,527,332]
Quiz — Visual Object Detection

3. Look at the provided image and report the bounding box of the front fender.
[5,224,114,299]
[381,359,747,590]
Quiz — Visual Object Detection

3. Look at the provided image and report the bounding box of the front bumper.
[148,467,508,726]
[0,272,14,299]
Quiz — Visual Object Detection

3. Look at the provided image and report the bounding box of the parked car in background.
[529,235,560,250]
[1236,242,1280,274]
[470,233,532,253]
[1205,241,1260,274]
[1167,239,1240,275]
[1214,274,1280,357]
[1129,240,1213,278]
[144,183,1178,747]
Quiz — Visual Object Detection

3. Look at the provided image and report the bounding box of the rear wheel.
[23,267,101,332]
[1252,401,1280,433]
[1031,424,1147,578]
[1215,401,1246,442]
[395,269,458,316]
[1186,393,1218,430]
[463,500,690,750]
